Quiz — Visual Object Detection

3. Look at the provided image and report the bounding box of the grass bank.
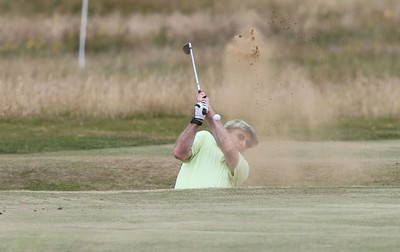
[1,137,399,191]
[1,116,400,154]
[0,115,187,154]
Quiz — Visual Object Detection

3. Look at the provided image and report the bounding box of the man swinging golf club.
[174,42,258,189]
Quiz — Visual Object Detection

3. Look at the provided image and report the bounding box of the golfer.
[173,91,258,189]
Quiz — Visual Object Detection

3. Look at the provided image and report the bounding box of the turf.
[1,187,400,252]
[0,115,187,154]
[1,116,399,154]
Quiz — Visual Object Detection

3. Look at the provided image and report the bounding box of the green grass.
[1,188,400,252]
[0,115,187,154]
[0,0,215,15]
[0,116,399,154]
[277,117,400,141]
[333,118,400,140]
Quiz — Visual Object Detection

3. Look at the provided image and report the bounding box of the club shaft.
[188,47,201,92]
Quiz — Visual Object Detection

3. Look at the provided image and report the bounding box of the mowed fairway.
[1,188,400,252]
[1,140,400,251]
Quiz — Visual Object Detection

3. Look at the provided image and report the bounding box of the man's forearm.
[206,107,232,151]
[206,116,239,171]
[173,123,199,161]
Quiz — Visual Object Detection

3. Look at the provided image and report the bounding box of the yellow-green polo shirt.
[174,131,249,189]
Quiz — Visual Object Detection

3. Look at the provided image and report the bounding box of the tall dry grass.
[0,56,200,117]
[1,0,400,123]
[214,27,400,134]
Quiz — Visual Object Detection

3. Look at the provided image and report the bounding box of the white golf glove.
[191,101,208,126]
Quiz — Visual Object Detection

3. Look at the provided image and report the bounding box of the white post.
[79,0,89,70]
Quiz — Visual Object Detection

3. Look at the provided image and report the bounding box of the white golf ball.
[213,114,221,121]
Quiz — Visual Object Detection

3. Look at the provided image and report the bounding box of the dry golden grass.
[1,0,400,124]
[216,27,400,133]
[0,56,199,117]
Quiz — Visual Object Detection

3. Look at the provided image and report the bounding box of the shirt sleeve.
[230,153,249,187]
[182,131,209,163]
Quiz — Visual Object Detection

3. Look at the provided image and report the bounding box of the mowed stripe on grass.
[1,187,400,252]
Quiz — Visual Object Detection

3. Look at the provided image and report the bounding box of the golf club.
[182,42,201,93]
[182,42,221,121]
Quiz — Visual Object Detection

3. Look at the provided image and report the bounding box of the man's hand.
[191,101,208,126]
[190,91,209,126]
[194,101,208,120]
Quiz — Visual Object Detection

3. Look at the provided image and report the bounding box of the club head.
[182,42,192,55]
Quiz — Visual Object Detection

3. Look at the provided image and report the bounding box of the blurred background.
[1,0,400,128]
